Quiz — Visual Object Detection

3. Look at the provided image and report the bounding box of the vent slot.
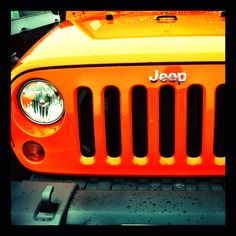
[132,86,148,157]
[187,85,203,157]
[78,87,95,157]
[214,85,225,157]
[159,85,175,157]
[104,86,121,157]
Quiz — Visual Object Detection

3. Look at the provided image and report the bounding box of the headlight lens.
[18,80,64,124]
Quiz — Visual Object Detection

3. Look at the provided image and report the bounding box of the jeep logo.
[149,70,187,84]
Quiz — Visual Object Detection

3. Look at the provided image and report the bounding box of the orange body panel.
[11,11,225,176]
[11,64,225,176]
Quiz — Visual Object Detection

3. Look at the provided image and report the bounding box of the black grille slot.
[104,86,121,157]
[187,85,203,157]
[159,86,175,157]
[78,87,95,157]
[132,86,148,157]
[214,85,225,157]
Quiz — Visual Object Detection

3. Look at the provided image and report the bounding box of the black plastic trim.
[24,175,225,225]
[11,180,77,225]
[67,189,225,225]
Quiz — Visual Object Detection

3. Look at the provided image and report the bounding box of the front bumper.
[11,175,225,225]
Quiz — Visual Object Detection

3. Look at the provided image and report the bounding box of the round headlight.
[18,80,64,124]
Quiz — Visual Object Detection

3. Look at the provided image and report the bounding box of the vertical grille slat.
[174,88,187,162]
[104,86,121,157]
[147,89,159,159]
[159,86,175,157]
[120,88,133,162]
[214,85,226,157]
[187,85,203,157]
[78,87,95,157]
[132,86,148,157]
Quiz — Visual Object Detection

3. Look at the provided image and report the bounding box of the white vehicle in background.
[11,11,60,66]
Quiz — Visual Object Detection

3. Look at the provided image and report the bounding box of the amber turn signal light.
[23,141,45,162]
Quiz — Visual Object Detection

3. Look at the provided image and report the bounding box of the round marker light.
[23,141,45,162]
[18,80,64,124]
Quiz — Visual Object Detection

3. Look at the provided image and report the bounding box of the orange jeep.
[11,11,225,225]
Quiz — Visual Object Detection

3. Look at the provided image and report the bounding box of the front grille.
[76,64,225,176]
